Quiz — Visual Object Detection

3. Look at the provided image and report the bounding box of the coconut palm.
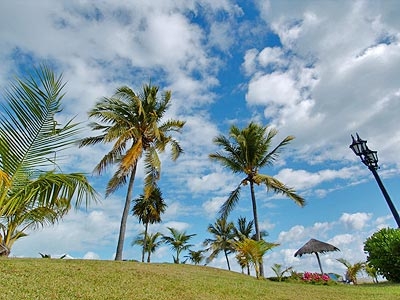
[203,218,235,270]
[132,231,163,263]
[162,227,195,264]
[234,238,278,279]
[184,249,206,265]
[80,84,185,260]
[337,258,365,284]
[0,65,98,256]
[132,185,166,262]
[209,122,305,276]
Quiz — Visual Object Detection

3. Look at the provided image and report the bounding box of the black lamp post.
[349,133,400,228]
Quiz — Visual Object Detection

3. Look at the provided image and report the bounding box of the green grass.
[2,258,399,300]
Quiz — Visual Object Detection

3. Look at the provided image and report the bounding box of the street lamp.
[349,133,400,228]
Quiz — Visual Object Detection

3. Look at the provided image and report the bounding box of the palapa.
[294,238,340,274]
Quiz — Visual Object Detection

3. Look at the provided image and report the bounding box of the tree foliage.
[234,238,278,279]
[80,83,185,260]
[364,227,400,282]
[203,218,235,270]
[162,227,195,264]
[132,185,166,262]
[0,65,98,256]
[209,122,305,276]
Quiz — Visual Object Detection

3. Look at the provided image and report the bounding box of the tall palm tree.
[184,249,206,265]
[132,231,163,263]
[132,185,166,262]
[209,122,305,276]
[203,218,235,270]
[80,84,185,260]
[0,65,98,256]
[162,227,195,264]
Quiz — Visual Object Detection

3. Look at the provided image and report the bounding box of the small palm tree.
[234,238,279,279]
[271,263,293,282]
[132,185,166,262]
[203,218,235,270]
[364,263,379,284]
[337,258,365,284]
[233,217,254,274]
[210,122,305,276]
[184,249,206,265]
[132,231,163,263]
[162,227,196,264]
[80,83,185,260]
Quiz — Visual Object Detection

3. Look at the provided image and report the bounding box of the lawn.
[1,258,399,300]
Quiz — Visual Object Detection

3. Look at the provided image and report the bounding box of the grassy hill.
[2,258,399,299]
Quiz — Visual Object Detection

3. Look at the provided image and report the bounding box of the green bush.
[364,227,400,282]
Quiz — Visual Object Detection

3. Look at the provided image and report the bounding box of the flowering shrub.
[302,272,331,285]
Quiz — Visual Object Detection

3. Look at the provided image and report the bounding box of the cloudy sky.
[2,0,400,277]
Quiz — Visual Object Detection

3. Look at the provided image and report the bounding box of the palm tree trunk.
[250,180,264,277]
[142,222,149,263]
[224,249,231,270]
[115,164,137,261]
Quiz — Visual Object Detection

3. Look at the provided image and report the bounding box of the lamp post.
[349,133,400,228]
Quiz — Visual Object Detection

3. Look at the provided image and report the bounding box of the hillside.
[1,258,399,300]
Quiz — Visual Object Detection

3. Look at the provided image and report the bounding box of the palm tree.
[132,231,163,262]
[234,238,278,279]
[364,263,379,284]
[337,258,365,284]
[0,65,98,256]
[203,218,235,270]
[80,84,185,260]
[233,217,253,274]
[132,185,166,262]
[162,227,195,264]
[209,122,305,276]
[184,249,206,265]
[271,263,293,282]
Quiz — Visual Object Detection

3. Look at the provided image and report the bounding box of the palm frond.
[219,183,242,219]
[255,174,305,207]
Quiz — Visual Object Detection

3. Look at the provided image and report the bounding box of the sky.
[1,0,400,278]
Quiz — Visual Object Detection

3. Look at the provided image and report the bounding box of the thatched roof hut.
[294,238,340,274]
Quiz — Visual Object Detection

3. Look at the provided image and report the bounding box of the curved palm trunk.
[115,164,137,261]
[142,222,149,263]
[250,180,264,277]
[147,251,151,263]
[224,249,231,270]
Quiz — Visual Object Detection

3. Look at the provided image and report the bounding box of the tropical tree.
[132,231,163,263]
[0,65,98,256]
[336,258,365,284]
[233,216,269,274]
[132,185,166,262]
[209,122,305,276]
[203,218,235,270]
[184,249,206,265]
[162,227,195,264]
[80,84,185,260]
[234,238,278,279]
[271,263,293,282]
[364,263,379,284]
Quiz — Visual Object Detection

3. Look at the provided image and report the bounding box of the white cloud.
[83,251,101,260]
[339,212,372,231]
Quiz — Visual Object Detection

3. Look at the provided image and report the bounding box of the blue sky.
[2,0,400,278]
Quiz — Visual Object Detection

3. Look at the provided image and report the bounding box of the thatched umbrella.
[294,238,340,274]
